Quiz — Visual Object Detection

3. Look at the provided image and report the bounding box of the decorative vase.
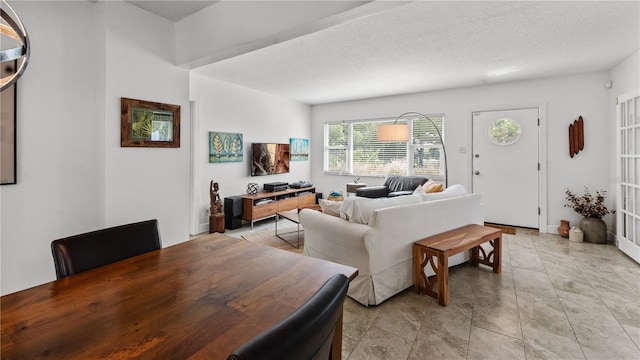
[557,219,570,238]
[579,217,607,244]
[569,227,583,242]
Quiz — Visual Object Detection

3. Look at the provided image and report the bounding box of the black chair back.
[51,219,161,279]
[227,274,349,360]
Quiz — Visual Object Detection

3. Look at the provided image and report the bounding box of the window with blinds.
[324,114,445,180]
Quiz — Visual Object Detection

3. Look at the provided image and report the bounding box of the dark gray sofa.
[355,175,429,198]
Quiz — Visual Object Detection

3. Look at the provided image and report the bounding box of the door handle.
[474,171,480,175]
[474,154,480,158]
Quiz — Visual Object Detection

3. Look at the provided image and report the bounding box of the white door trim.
[467,103,547,233]
[189,98,200,236]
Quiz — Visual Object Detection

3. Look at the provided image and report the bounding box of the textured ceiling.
[128,1,640,105]
[193,1,639,104]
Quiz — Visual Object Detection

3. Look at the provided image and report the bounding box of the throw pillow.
[318,199,342,217]
[412,184,424,195]
[421,184,468,201]
[423,179,444,193]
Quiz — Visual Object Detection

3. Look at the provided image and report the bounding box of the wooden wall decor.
[121,98,180,148]
[569,123,575,157]
[577,116,584,150]
[569,115,584,158]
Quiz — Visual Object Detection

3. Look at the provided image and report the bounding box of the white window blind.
[324,115,445,180]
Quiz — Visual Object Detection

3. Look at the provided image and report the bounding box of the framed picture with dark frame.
[1,60,17,185]
[121,97,180,148]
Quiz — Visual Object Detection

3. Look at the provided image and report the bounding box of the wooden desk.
[1,234,357,359]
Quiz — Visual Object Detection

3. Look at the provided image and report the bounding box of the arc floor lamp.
[1,0,30,91]
[377,111,448,187]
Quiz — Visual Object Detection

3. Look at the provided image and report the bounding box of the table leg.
[437,252,449,306]
[275,214,302,249]
[470,245,479,266]
[331,308,344,360]
[419,248,439,300]
[493,235,502,274]
[413,245,422,293]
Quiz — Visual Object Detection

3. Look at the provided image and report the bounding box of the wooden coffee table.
[413,224,502,306]
[275,209,303,248]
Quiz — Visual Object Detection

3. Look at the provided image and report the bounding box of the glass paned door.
[617,91,640,264]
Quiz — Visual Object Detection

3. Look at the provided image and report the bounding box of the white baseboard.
[194,222,208,236]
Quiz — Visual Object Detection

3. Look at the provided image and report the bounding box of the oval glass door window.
[488,118,522,146]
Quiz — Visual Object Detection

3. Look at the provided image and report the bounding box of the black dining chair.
[227,274,349,360]
[51,219,161,279]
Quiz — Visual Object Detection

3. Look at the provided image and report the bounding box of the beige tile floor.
[340,229,640,360]
[224,222,640,360]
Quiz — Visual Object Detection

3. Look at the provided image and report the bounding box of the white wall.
[609,50,640,98]
[0,1,191,295]
[310,72,613,233]
[0,1,103,294]
[190,74,310,234]
[103,2,191,246]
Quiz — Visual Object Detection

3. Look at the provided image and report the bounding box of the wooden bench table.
[413,224,502,306]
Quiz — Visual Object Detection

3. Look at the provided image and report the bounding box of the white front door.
[617,91,640,264]
[472,108,539,228]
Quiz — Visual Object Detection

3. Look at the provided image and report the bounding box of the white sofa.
[299,188,484,306]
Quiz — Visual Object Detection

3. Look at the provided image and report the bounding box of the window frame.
[323,114,445,181]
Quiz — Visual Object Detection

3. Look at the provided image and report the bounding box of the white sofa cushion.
[340,195,421,224]
[318,199,342,217]
[419,184,467,201]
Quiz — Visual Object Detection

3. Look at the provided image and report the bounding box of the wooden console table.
[242,187,315,229]
[413,224,502,306]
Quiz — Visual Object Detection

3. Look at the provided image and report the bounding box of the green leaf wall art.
[209,132,243,163]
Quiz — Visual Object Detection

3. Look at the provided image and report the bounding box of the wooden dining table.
[1,233,358,359]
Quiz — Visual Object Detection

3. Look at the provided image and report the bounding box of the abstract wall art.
[289,138,309,161]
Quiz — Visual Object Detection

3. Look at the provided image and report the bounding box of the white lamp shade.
[377,124,409,142]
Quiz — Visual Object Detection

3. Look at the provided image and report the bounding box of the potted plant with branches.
[564,187,614,243]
